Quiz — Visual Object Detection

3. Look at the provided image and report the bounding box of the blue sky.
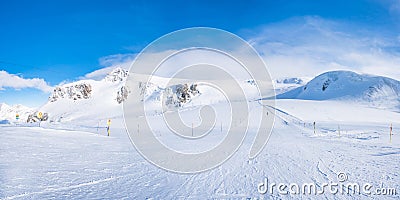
[0,0,399,107]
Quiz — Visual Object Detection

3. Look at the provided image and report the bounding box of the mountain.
[38,68,128,126]
[274,77,310,95]
[0,103,33,123]
[276,70,400,110]
[35,68,204,127]
[31,66,261,129]
[276,77,305,84]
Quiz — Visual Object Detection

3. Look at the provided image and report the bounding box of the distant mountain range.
[2,69,400,124]
[0,103,33,123]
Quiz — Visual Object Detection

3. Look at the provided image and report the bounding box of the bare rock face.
[137,81,200,107]
[164,83,200,107]
[27,111,49,123]
[116,86,130,104]
[50,87,66,101]
[49,83,92,102]
[105,68,128,82]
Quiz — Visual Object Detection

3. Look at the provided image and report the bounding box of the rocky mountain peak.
[105,67,128,82]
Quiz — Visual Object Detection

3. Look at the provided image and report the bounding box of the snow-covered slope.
[39,68,128,127]
[277,70,400,110]
[2,97,400,199]
[0,103,33,123]
[35,66,261,129]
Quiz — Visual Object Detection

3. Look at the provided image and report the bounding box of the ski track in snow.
[1,101,400,199]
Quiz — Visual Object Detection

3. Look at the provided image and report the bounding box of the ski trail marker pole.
[16,114,19,126]
[390,123,392,143]
[37,112,43,127]
[313,121,316,134]
[107,119,111,136]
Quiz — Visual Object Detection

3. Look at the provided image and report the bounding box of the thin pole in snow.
[313,121,316,134]
[192,122,194,137]
[390,123,393,143]
[338,125,341,137]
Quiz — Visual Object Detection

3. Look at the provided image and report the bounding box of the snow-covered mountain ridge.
[273,77,310,95]
[277,70,400,110]
[49,67,129,103]
[35,65,264,124]
[6,69,400,124]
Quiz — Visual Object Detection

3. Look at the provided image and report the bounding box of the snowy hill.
[0,103,33,123]
[276,70,400,110]
[39,68,128,127]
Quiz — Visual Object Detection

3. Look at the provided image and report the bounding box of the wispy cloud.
[247,16,400,80]
[98,53,136,67]
[83,16,400,82]
[390,1,400,14]
[83,53,136,80]
[0,70,52,92]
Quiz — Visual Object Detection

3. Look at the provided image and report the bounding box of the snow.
[0,69,399,199]
[0,103,33,123]
[275,99,400,124]
[277,70,400,111]
[274,77,311,95]
[1,100,399,199]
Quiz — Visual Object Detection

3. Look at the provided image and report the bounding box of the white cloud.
[0,70,52,92]
[247,16,400,80]
[83,53,136,80]
[83,66,116,80]
[98,53,136,67]
[83,17,400,82]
